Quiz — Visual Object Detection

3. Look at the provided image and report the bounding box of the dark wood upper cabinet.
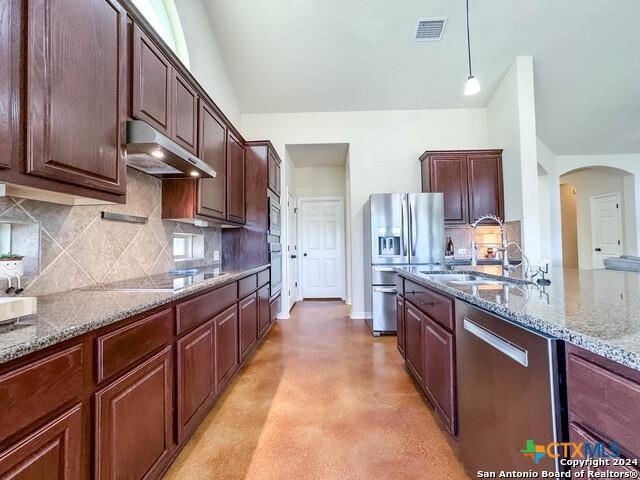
[177,320,216,443]
[227,131,246,224]
[424,154,469,224]
[420,149,504,225]
[423,317,456,435]
[239,293,258,362]
[25,0,127,194]
[0,0,15,170]
[268,150,281,197]
[215,305,239,393]
[404,301,424,383]
[172,72,198,154]
[132,24,172,134]
[0,404,83,480]
[467,154,504,223]
[197,100,227,220]
[95,347,173,480]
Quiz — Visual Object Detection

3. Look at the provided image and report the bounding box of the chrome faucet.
[470,215,508,269]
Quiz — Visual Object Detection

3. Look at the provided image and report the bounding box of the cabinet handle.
[406,291,436,307]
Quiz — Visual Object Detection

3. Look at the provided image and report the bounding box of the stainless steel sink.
[421,273,516,286]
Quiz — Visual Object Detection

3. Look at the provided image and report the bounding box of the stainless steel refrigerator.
[363,193,445,335]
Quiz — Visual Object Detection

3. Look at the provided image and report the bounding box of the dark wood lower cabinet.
[398,278,457,437]
[95,347,173,480]
[0,404,83,479]
[404,301,424,383]
[423,317,455,434]
[176,320,215,442]
[396,296,405,359]
[215,304,239,392]
[239,293,258,362]
[257,285,271,338]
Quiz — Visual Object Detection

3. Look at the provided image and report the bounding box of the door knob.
[595,248,602,252]
[303,253,308,257]
[291,255,297,259]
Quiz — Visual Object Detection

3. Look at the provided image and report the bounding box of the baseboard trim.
[350,311,372,320]
[277,313,290,320]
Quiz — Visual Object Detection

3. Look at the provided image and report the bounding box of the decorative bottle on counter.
[446,237,454,257]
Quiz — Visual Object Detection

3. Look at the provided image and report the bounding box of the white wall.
[174,0,240,125]
[487,56,541,262]
[241,108,489,318]
[294,166,346,198]
[536,138,563,265]
[560,168,632,269]
[556,154,640,259]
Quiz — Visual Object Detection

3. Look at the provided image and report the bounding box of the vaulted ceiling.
[203,0,640,155]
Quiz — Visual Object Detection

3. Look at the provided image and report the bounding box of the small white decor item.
[0,254,25,295]
[0,297,37,325]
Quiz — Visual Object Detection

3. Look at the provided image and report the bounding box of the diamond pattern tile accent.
[7,169,222,296]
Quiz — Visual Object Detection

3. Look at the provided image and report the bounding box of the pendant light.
[464,0,480,95]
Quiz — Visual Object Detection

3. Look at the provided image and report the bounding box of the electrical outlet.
[213,250,220,262]
[457,248,468,255]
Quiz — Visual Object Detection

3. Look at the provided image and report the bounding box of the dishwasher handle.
[463,318,529,367]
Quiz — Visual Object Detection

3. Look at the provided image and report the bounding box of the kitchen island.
[395,265,640,477]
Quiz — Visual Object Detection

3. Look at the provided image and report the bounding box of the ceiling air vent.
[414,17,446,41]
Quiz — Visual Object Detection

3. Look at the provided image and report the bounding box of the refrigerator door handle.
[401,196,408,259]
[409,197,417,258]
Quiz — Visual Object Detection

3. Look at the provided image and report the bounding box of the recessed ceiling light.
[150,149,165,159]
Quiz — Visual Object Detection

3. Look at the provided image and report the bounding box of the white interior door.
[288,191,299,306]
[591,193,623,268]
[300,198,344,298]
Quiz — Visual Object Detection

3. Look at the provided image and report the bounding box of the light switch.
[458,248,468,255]
[213,250,220,262]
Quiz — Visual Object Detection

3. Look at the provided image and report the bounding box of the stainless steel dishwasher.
[455,300,565,475]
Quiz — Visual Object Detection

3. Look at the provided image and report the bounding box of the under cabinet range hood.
[126,120,216,178]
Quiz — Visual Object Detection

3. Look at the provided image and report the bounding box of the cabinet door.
[570,423,639,477]
[0,405,82,480]
[404,301,424,383]
[26,0,126,194]
[467,154,504,223]
[132,25,172,134]
[268,152,280,196]
[172,72,198,154]
[227,131,246,224]
[95,347,172,480]
[239,293,258,362]
[197,101,227,220]
[424,317,456,434]
[0,0,15,170]
[215,305,239,392]
[257,284,271,338]
[396,296,405,359]
[176,320,215,442]
[428,155,468,224]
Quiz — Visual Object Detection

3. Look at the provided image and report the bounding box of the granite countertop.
[0,264,270,365]
[396,265,640,372]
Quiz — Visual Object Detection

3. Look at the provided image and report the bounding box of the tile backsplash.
[0,169,221,296]
[445,220,522,261]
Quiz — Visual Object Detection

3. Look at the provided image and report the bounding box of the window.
[173,233,205,262]
[131,0,190,68]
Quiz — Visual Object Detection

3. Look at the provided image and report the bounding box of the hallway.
[164,301,469,480]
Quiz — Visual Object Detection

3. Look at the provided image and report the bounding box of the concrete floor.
[164,301,469,480]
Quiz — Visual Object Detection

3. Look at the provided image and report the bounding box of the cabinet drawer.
[257,269,270,288]
[238,274,258,298]
[404,280,454,331]
[0,404,83,479]
[96,308,172,383]
[567,353,640,458]
[176,282,237,335]
[0,345,83,441]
